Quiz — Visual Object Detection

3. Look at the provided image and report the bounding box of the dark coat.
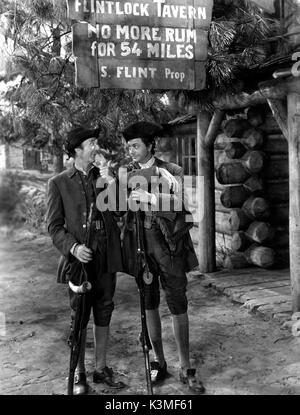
[46,165,123,283]
[122,157,199,276]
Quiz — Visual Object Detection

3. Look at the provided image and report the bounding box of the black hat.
[64,126,100,156]
[122,121,163,142]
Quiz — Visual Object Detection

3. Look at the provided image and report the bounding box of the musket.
[135,208,153,395]
[126,165,162,395]
[67,203,94,395]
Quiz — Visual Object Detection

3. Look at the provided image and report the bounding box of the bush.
[16,185,47,230]
[0,170,47,231]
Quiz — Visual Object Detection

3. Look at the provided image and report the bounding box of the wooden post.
[266,99,288,139]
[286,0,300,312]
[288,92,300,311]
[196,110,224,272]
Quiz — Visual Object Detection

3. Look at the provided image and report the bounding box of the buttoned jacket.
[122,157,198,275]
[46,165,123,282]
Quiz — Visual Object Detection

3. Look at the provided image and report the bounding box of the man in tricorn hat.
[46,125,125,394]
[115,121,205,393]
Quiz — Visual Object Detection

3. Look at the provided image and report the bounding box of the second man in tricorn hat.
[118,120,206,393]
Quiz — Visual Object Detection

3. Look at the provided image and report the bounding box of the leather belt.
[91,220,105,230]
[143,218,160,230]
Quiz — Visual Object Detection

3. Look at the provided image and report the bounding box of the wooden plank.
[244,295,291,311]
[256,302,292,315]
[266,99,288,140]
[288,92,300,311]
[196,111,220,272]
[204,267,289,279]
[194,60,207,91]
[239,286,291,302]
[262,134,288,154]
[70,1,212,91]
[87,27,208,61]
[204,273,290,291]
[98,58,206,89]
[223,280,291,299]
[263,155,289,180]
[273,311,292,321]
[86,27,208,61]
[260,114,282,134]
[225,279,291,292]
[73,22,207,89]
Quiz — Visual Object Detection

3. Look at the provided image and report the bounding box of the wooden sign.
[67,0,213,90]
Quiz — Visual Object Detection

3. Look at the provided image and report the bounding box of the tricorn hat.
[64,126,100,156]
[122,121,163,142]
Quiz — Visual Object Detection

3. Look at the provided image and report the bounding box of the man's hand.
[130,188,155,204]
[97,157,115,184]
[74,244,93,263]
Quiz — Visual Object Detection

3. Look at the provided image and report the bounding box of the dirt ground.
[1,228,300,396]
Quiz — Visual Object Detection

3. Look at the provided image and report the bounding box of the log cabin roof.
[166,114,196,126]
[238,53,295,92]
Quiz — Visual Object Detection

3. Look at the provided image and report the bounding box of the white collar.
[139,156,155,169]
[74,161,93,176]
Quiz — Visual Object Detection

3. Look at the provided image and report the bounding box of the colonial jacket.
[46,165,123,283]
[122,157,199,275]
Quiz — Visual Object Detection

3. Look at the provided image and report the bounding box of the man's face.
[75,137,99,164]
[127,138,151,163]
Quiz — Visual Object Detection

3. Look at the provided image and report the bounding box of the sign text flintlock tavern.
[67,0,213,90]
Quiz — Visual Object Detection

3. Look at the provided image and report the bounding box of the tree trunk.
[288,92,300,311]
[241,128,264,149]
[225,142,247,159]
[53,152,64,173]
[242,196,270,220]
[216,162,250,184]
[247,106,265,127]
[245,244,275,269]
[220,185,249,208]
[215,211,234,235]
[246,221,275,244]
[216,151,264,184]
[51,26,64,175]
[241,150,264,174]
[231,231,252,251]
[243,176,264,195]
[285,0,300,311]
[266,99,288,139]
[224,118,251,137]
[196,112,216,272]
[228,209,252,231]
[196,110,224,272]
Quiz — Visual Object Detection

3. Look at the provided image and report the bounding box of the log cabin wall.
[162,105,289,269]
[215,105,289,269]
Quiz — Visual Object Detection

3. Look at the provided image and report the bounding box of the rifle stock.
[135,210,153,395]
[67,203,94,395]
